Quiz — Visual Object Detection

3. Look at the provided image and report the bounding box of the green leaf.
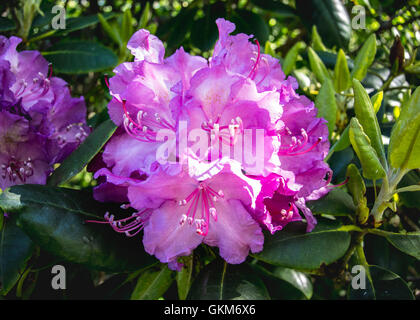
[349,265,414,300]
[296,0,351,49]
[372,230,420,260]
[42,41,118,74]
[353,79,386,167]
[0,17,16,32]
[157,8,198,51]
[389,87,420,170]
[351,34,377,81]
[251,263,312,299]
[349,117,386,180]
[398,170,420,209]
[138,2,151,30]
[0,189,23,212]
[64,13,115,34]
[0,218,34,295]
[98,13,123,47]
[308,47,330,84]
[334,49,351,92]
[230,10,269,45]
[188,260,270,300]
[311,25,327,51]
[121,10,134,44]
[5,185,156,272]
[270,266,313,299]
[253,219,351,270]
[176,255,194,300]
[190,4,225,52]
[48,119,117,186]
[327,124,350,161]
[250,0,296,18]
[282,42,305,76]
[371,91,383,114]
[307,188,356,216]
[315,78,337,138]
[346,164,366,205]
[131,265,174,300]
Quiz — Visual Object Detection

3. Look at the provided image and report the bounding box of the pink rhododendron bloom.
[0,36,88,189]
[92,19,332,270]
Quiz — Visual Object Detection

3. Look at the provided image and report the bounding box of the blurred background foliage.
[0,0,419,300]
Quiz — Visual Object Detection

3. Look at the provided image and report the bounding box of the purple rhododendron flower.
[92,19,332,270]
[0,36,88,190]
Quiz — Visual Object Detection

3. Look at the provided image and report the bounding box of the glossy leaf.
[373,231,420,260]
[253,219,351,270]
[371,91,383,114]
[334,49,351,92]
[5,185,156,272]
[353,79,386,167]
[308,47,330,83]
[131,265,174,300]
[0,17,16,32]
[48,119,117,186]
[349,265,414,300]
[311,25,327,51]
[351,34,377,81]
[346,164,366,205]
[190,3,225,51]
[43,41,118,74]
[98,13,123,47]
[349,118,386,180]
[0,219,34,295]
[296,0,351,49]
[315,78,337,138]
[176,255,194,300]
[283,42,305,76]
[230,9,269,45]
[251,0,296,18]
[188,260,270,300]
[307,188,356,216]
[389,87,420,170]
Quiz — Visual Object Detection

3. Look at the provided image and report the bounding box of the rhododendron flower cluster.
[0,36,88,190]
[92,19,332,270]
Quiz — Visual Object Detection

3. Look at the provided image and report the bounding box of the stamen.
[247,39,261,79]
[328,176,349,189]
[85,209,151,237]
[48,63,53,80]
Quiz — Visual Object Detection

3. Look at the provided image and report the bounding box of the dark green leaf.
[176,254,194,300]
[5,185,156,272]
[0,17,16,32]
[307,188,356,216]
[250,0,296,18]
[230,10,269,45]
[157,8,198,51]
[0,218,34,295]
[188,260,270,300]
[349,265,414,300]
[398,170,420,209]
[296,0,351,49]
[131,265,175,300]
[190,4,225,51]
[42,41,118,74]
[253,219,351,270]
[48,119,117,186]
